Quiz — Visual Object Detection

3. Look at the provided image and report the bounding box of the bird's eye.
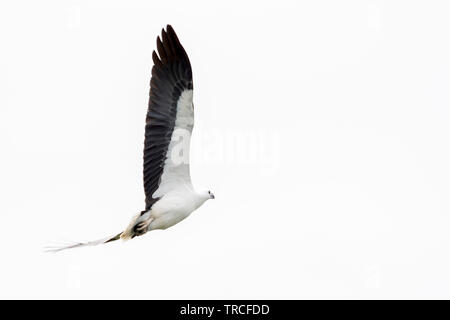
[208,191,210,194]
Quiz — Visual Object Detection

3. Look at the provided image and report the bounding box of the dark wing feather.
[143,25,193,211]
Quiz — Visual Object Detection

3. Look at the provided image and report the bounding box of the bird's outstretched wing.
[143,25,194,211]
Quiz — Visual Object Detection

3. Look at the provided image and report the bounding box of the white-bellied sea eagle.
[47,25,214,252]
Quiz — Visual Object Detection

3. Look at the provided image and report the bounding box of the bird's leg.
[134,217,153,236]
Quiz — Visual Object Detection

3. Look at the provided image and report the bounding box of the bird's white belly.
[148,188,198,230]
[150,209,191,230]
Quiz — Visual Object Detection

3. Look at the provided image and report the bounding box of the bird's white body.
[121,185,209,239]
[150,187,207,230]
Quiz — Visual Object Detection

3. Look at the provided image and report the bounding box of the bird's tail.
[44,232,122,253]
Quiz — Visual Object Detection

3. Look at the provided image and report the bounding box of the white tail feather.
[44,234,120,253]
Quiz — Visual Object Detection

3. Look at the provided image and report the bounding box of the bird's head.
[200,190,215,201]
[193,190,215,209]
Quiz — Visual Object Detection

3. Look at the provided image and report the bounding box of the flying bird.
[47,25,214,252]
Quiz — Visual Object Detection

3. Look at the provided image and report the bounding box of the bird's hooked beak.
[210,193,215,199]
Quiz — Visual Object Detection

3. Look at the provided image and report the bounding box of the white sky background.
[1,0,450,299]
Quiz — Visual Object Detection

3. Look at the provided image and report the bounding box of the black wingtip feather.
[161,29,174,59]
[152,50,161,66]
[156,36,167,63]
[153,25,190,65]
